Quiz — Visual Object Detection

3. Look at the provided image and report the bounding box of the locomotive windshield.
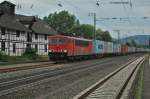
[49,38,65,44]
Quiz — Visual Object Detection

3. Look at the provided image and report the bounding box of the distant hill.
[120,35,150,45]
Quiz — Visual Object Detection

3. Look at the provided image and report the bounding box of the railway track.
[0,54,144,98]
[1,55,139,84]
[0,62,56,73]
[73,55,146,99]
[0,57,123,96]
[0,54,143,73]
[0,58,114,73]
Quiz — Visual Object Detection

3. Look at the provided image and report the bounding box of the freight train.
[48,35,149,60]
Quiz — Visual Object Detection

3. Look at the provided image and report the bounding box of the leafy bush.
[0,51,8,61]
[0,51,3,60]
[22,48,39,60]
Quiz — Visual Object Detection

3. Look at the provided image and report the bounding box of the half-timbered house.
[0,1,57,56]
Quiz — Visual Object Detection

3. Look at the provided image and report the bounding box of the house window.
[16,31,20,37]
[1,42,5,51]
[45,34,47,40]
[35,34,38,39]
[1,28,6,35]
[44,45,47,52]
[27,44,31,49]
[13,43,16,53]
[35,44,38,51]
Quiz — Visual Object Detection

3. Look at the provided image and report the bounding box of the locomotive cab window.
[58,38,65,44]
[49,38,66,44]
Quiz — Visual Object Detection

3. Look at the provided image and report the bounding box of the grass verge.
[133,63,144,99]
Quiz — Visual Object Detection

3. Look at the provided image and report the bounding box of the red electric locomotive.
[48,35,93,60]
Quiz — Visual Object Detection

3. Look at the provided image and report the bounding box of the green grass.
[0,55,49,66]
[0,49,49,65]
[133,64,144,99]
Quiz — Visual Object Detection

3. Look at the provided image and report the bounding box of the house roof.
[0,7,2,14]
[0,14,57,35]
[0,1,16,6]
[31,18,57,35]
[15,15,57,35]
[0,1,57,35]
[15,14,35,24]
[0,14,31,32]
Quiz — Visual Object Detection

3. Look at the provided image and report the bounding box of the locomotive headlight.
[49,50,52,52]
[64,50,67,53]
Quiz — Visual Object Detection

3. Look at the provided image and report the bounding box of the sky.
[0,0,150,38]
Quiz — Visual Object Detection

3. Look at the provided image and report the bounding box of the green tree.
[0,51,7,61]
[96,29,103,40]
[44,11,112,41]
[70,24,112,41]
[70,24,94,38]
[126,42,131,46]
[43,11,78,35]
[131,39,137,47]
[96,30,112,42]
[22,48,39,60]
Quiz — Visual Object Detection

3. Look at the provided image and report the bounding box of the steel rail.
[73,56,146,99]
[0,58,119,96]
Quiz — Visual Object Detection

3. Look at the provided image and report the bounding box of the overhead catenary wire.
[61,0,113,31]
[57,0,113,37]
[62,0,89,15]
[118,0,144,34]
[129,0,145,33]
[120,0,132,25]
[57,0,149,35]
[58,1,63,7]
[15,0,149,35]
[16,3,38,16]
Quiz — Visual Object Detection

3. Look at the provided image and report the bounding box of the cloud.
[0,0,150,37]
